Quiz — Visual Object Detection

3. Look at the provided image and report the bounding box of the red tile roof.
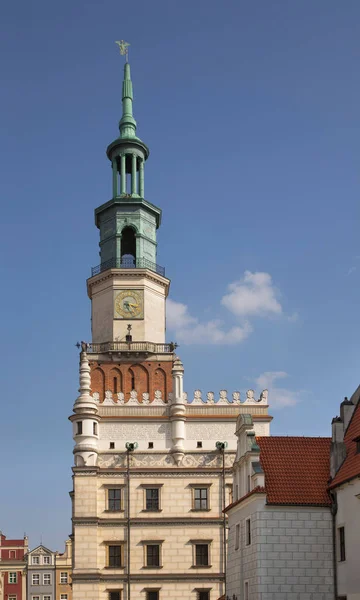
[329,400,360,489]
[257,436,331,506]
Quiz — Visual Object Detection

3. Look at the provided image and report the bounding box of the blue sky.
[1,0,359,550]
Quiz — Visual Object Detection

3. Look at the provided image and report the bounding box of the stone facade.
[26,545,56,600]
[0,533,28,600]
[55,539,72,600]
[227,498,333,599]
[329,389,360,600]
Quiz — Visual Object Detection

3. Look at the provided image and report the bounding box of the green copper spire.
[119,63,137,139]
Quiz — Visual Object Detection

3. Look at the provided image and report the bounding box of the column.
[131,153,137,195]
[112,158,118,198]
[120,154,126,195]
[170,357,186,465]
[139,158,144,197]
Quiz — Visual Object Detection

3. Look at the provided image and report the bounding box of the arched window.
[121,226,136,267]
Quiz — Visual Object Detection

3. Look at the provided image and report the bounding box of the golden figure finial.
[115,40,130,61]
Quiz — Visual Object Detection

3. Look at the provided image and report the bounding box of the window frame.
[60,572,68,584]
[43,573,51,585]
[107,488,122,512]
[8,596,17,600]
[145,589,160,600]
[31,597,40,600]
[107,544,124,568]
[9,572,17,584]
[9,550,16,559]
[60,595,68,600]
[245,518,251,546]
[108,591,122,600]
[103,485,125,513]
[339,526,346,562]
[195,590,211,600]
[190,540,212,568]
[141,484,163,512]
[244,580,249,600]
[189,483,212,511]
[43,596,51,600]
[32,556,40,565]
[43,556,51,565]
[31,573,40,585]
[235,523,240,550]
[142,541,164,569]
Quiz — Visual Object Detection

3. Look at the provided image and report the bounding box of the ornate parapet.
[94,389,166,405]
[185,389,269,405]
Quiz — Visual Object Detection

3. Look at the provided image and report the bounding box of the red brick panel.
[90,360,173,402]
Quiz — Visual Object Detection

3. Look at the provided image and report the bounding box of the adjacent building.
[69,59,272,600]
[26,545,56,600]
[329,389,360,600]
[225,414,334,600]
[55,539,72,600]
[0,532,28,600]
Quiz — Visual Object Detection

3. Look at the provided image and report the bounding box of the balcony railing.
[91,257,165,277]
[88,341,176,354]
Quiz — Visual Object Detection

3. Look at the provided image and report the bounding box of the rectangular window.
[198,592,210,600]
[146,592,159,600]
[77,421,82,435]
[339,526,346,562]
[43,556,51,564]
[195,544,209,567]
[146,488,159,511]
[247,474,251,493]
[235,523,240,550]
[32,556,40,564]
[194,488,208,510]
[146,544,160,567]
[8,596,17,600]
[109,593,121,600]
[9,572,17,584]
[31,574,40,585]
[246,518,251,546]
[244,581,249,600]
[43,574,51,585]
[60,595,68,600]
[10,550,16,559]
[108,489,122,511]
[109,442,115,449]
[43,596,51,600]
[32,597,40,600]
[235,484,239,501]
[60,572,68,584]
[93,422,97,435]
[108,545,123,568]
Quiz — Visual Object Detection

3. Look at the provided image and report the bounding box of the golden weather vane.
[115,40,130,62]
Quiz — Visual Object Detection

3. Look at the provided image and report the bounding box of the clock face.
[114,290,144,319]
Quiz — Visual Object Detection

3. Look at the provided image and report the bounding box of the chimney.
[340,397,356,431]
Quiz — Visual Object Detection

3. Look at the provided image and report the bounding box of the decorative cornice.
[72,572,224,582]
[73,517,224,527]
[87,268,170,297]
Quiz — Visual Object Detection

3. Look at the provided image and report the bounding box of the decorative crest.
[115,40,130,61]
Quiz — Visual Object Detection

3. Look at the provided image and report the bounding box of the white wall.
[227,500,334,600]
[336,479,360,600]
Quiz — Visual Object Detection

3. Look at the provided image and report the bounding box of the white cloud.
[221,271,282,318]
[255,371,301,408]
[166,271,292,346]
[166,298,252,345]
